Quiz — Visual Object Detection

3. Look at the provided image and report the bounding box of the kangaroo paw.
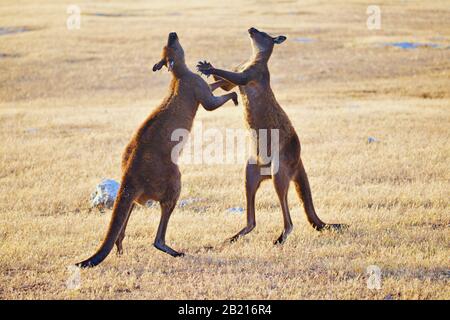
[232,92,239,106]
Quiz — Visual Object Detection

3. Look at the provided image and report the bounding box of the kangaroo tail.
[293,159,326,230]
[76,182,137,268]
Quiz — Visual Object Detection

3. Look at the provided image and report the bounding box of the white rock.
[90,179,120,211]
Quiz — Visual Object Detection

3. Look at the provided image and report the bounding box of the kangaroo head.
[248,27,286,58]
[153,32,186,72]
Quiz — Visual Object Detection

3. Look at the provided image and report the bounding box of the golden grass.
[0,0,449,299]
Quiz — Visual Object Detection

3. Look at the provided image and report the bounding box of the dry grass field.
[0,0,449,299]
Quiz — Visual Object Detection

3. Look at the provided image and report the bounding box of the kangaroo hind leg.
[153,180,183,257]
[115,203,135,255]
[228,161,265,243]
[273,162,294,245]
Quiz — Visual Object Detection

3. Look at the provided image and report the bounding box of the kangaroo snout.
[248,27,258,35]
[168,32,178,44]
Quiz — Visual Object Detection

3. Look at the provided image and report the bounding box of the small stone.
[368,136,379,143]
[25,128,38,134]
[145,200,156,208]
[227,207,245,214]
[178,197,203,208]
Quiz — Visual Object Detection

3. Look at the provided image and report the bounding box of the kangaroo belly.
[119,98,197,201]
[240,85,298,161]
[242,100,295,140]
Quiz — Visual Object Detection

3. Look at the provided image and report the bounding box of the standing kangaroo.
[76,32,238,268]
[197,27,344,244]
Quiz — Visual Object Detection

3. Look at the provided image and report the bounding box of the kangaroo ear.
[152,59,165,72]
[273,35,287,44]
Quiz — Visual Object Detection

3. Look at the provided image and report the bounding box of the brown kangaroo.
[76,32,238,268]
[198,27,345,245]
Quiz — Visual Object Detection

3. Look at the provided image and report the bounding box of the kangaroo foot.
[227,225,255,243]
[273,228,292,245]
[227,234,241,243]
[116,242,124,256]
[154,242,185,257]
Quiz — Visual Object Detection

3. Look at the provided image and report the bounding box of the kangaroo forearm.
[209,79,235,92]
[202,93,234,111]
[209,80,225,92]
[212,68,249,86]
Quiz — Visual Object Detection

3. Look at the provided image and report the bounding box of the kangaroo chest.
[240,82,277,129]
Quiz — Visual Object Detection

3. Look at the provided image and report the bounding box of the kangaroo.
[76,32,238,268]
[197,27,345,245]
